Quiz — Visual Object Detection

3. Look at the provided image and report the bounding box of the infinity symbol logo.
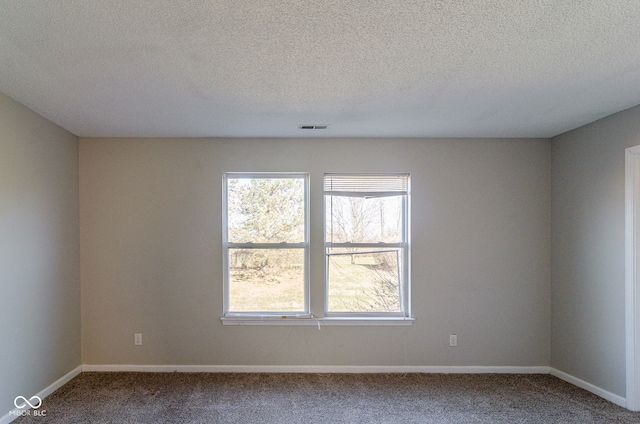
[14,396,42,409]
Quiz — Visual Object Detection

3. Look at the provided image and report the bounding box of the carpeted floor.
[13,373,640,423]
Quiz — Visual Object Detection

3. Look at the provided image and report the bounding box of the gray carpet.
[14,373,640,423]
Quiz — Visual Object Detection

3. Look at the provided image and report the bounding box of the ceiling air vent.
[299,124,329,130]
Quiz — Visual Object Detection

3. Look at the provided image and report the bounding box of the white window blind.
[324,174,409,197]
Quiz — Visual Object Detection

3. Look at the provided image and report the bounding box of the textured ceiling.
[1,1,640,138]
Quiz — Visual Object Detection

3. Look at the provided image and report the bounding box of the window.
[222,172,411,325]
[324,174,410,317]
[223,173,309,316]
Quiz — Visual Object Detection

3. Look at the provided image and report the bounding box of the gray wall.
[551,104,640,397]
[0,94,80,412]
[80,137,551,367]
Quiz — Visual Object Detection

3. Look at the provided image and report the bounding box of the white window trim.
[323,173,411,318]
[221,316,415,326]
[222,172,310,317]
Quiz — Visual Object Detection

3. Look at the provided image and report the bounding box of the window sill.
[221,316,415,326]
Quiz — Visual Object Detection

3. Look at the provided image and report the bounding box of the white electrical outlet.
[134,333,142,345]
[449,334,457,347]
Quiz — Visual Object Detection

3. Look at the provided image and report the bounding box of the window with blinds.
[324,173,410,316]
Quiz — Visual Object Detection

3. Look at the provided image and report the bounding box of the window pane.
[229,248,305,312]
[327,248,401,312]
[326,194,403,244]
[228,178,305,243]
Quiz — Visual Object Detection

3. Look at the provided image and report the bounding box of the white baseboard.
[82,364,550,374]
[0,365,82,424]
[549,367,627,408]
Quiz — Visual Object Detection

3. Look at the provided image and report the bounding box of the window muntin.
[324,174,409,316]
[223,173,309,316]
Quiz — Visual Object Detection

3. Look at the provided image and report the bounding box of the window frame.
[222,172,310,317]
[323,173,411,318]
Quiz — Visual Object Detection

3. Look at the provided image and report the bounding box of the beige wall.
[80,137,551,367]
[551,104,640,397]
[0,93,80,412]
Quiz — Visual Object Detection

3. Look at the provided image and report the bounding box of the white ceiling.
[1,1,640,139]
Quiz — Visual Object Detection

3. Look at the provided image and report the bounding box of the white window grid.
[222,172,310,317]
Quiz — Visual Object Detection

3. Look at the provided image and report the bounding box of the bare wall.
[80,137,550,367]
[551,104,640,397]
[0,93,80,412]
